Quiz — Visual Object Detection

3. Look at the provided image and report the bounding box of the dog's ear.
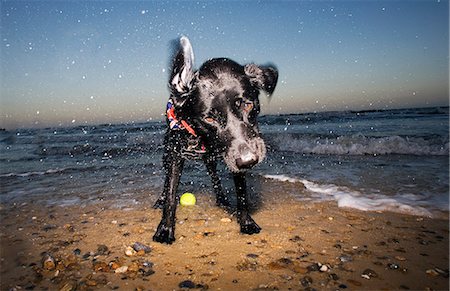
[169,36,195,106]
[244,64,278,96]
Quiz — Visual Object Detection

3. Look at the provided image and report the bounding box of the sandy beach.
[1,180,448,291]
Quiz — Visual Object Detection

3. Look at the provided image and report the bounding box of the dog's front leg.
[233,172,261,235]
[204,157,230,208]
[153,155,184,244]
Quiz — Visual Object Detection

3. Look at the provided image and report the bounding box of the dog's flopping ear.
[244,64,278,96]
[169,36,196,105]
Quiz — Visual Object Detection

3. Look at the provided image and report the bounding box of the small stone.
[388,263,400,270]
[300,276,313,287]
[426,269,439,277]
[125,246,137,256]
[433,267,449,278]
[42,253,56,270]
[97,244,109,255]
[319,265,329,272]
[289,235,304,242]
[132,242,151,253]
[339,254,353,262]
[93,261,109,272]
[109,261,121,270]
[220,218,232,223]
[361,268,378,279]
[329,273,339,281]
[247,253,259,259]
[73,249,81,256]
[307,263,320,272]
[395,256,407,261]
[179,280,196,289]
[128,262,140,273]
[115,266,128,273]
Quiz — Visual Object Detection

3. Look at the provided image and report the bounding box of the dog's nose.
[236,147,258,169]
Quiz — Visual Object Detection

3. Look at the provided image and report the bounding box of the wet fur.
[153,37,278,244]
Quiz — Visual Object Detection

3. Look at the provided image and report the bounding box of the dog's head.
[168,37,278,172]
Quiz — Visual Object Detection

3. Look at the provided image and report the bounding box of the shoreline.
[1,190,449,290]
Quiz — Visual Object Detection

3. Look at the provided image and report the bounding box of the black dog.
[153,36,278,244]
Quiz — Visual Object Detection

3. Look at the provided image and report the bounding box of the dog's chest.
[180,135,206,160]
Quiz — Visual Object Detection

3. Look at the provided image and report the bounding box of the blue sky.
[1,1,448,129]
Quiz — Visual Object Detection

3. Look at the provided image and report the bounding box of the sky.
[1,0,448,129]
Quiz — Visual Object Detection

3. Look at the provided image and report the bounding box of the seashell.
[42,253,56,270]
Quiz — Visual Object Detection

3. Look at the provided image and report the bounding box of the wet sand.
[1,183,449,290]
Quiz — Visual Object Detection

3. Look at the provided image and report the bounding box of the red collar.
[166,98,197,137]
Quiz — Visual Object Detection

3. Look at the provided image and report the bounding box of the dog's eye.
[235,98,243,108]
[204,117,218,125]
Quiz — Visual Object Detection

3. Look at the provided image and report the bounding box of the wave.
[0,168,68,178]
[267,133,449,156]
[263,174,437,217]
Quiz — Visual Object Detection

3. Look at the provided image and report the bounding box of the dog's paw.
[153,223,175,244]
[239,216,261,235]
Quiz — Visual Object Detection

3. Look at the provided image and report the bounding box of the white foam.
[271,134,449,156]
[263,174,434,217]
[0,168,67,178]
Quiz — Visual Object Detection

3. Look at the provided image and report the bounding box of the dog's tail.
[169,36,195,98]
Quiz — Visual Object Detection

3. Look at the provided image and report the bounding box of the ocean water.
[1,107,448,217]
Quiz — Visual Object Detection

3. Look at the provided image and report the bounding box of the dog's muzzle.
[224,138,266,172]
[235,144,259,169]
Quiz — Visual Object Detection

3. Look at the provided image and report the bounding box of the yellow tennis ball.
[180,192,196,206]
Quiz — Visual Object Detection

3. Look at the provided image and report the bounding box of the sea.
[1,107,448,218]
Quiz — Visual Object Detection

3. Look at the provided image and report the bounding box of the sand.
[1,184,449,291]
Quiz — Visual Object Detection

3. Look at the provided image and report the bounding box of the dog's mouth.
[223,138,266,172]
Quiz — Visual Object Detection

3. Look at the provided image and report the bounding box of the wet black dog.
[153,36,278,244]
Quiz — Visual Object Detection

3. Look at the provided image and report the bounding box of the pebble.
[307,263,320,272]
[73,248,81,256]
[114,266,128,273]
[125,246,137,256]
[132,242,152,254]
[300,276,313,287]
[387,263,400,270]
[93,261,109,272]
[329,273,339,281]
[41,253,56,271]
[220,217,232,223]
[97,244,109,255]
[179,280,196,289]
[361,268,378,279]
[319,265,329,272]
[395,255,407,261]
[339,254,353,262]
